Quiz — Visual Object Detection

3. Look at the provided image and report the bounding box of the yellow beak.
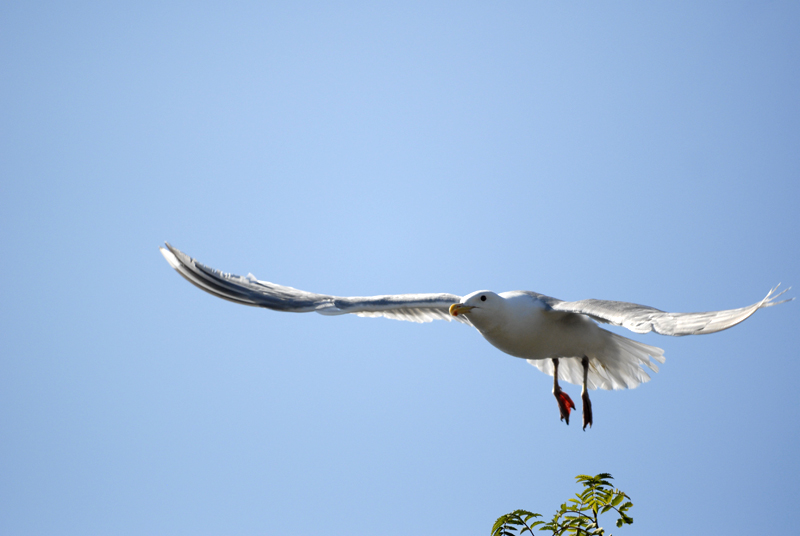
[449,303,475,317]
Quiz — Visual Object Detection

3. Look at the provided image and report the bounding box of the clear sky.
[1,2,798,535]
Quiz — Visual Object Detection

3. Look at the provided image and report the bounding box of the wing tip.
[159,242,181,270]
[762,283,793,308]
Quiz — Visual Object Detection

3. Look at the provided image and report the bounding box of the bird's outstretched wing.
[549,286,792,336]
[159,243,469,324]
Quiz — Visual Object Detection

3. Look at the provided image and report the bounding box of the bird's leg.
[581,356,593,431]
[552,358,575,425]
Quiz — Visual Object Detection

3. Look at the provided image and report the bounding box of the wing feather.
[160,243,469,324]
[550,286,792,336]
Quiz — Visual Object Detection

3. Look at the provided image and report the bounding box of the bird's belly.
[480,314,603,360]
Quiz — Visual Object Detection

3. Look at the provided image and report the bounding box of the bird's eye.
[480,295,486,301]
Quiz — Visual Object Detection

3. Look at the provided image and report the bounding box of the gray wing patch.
[518,291,564,310]
[160,243,468,324]
[551,286,792,336]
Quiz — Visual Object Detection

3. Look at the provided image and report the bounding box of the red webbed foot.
[554,389,575,425]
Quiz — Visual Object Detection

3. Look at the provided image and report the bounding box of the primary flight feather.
[160,243,791,430]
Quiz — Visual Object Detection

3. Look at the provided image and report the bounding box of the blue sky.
[1,2,798,535]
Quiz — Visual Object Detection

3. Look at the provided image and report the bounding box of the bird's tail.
[528,331,665,391]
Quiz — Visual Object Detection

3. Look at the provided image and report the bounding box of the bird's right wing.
[159,243,470,324]
[550,286,791,336]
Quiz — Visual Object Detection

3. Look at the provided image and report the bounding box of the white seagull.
[159,243,791,430]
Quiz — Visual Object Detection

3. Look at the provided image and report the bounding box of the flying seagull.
[159,243,791,430]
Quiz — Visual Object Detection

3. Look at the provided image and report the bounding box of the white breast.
[470,292,605,361]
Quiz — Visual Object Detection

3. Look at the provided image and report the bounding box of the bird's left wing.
[550,286,791,336]
[160,243,469,324]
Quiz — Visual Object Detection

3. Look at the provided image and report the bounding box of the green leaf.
[493,473,632,536]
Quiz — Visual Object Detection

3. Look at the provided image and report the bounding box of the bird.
[159,243,791,430]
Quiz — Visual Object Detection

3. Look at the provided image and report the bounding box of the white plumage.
[160,242,791,428]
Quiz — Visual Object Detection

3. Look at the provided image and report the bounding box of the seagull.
[159,243,791,430]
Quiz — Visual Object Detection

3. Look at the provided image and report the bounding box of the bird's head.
[449,290,502,320]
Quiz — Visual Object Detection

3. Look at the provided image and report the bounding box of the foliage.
[491,473,633,536]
